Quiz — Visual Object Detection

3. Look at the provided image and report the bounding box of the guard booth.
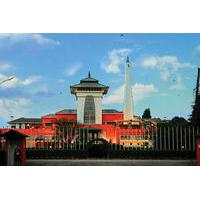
[1,130,28,166]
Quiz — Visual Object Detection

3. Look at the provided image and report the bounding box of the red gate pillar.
[196,138,200,166]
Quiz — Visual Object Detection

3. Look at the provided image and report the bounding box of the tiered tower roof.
[70,71,109,95]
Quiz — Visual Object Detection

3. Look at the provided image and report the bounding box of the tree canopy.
[170,116,188,126]
[142,108,152,119]
[190,68,200,126]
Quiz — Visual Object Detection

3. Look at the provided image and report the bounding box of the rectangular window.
[45,123,52,128]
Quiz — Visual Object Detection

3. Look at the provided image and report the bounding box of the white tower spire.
[123,56,133,120]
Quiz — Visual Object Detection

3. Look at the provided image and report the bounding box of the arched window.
[84,95,95,124]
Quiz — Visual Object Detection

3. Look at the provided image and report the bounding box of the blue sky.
[0,33,200,127]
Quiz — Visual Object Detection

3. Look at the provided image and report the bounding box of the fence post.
[159,127,162,151]
[168,126,170,150]
[164,127,166,150]
[172,127,175,151]
[176,126,179,150]
[180,126,183,151]
[62,128,64,150]
[79,128,81,150]
[188,126,191,151]
[83,128,85,150]
[184,127,187,151]
[192,126,195,151]
[155,126,158,150]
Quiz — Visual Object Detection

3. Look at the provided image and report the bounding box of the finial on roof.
[88,71,91,78]
[126,56,130,63]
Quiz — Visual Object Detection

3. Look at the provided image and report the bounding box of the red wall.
[55,114,77,121]
[41,113,123,125]
[41,117,56,128]
[102,113,123,123]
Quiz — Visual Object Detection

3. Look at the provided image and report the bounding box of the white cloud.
[141,55,193,80]
[0,33,60,46]
[170,75,184,90]
[103,83,158,104]
[160,67,170,81]
[58,79,66,83]
[0,62,15,72]
[142,56,158,67]
[195,44,200,51]
[103,85,124,104]
[102,48,131,73]
[0,98,32,120]
[22,75,41,85]
[66,63,82,76]
[29,85,52,96]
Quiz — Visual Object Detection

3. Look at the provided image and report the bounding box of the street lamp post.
[0,76,15,85]
[0,76,16,128]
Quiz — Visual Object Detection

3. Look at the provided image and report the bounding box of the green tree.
[190,68,200,126]
[142,108,151,119]
[170,116,188,126]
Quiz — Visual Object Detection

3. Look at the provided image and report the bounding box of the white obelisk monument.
[123,56,133,120]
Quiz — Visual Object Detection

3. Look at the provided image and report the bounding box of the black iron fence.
[23,126,198,151]
[1,126,199,159]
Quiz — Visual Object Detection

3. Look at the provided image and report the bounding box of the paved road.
[27,159,196,166]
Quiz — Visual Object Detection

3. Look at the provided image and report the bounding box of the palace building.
[0,57,157,148]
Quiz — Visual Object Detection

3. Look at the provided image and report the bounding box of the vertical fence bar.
[63,128,65,149]
[192,126,195,151]
[83,128,85,150]
[140,128,142,150]
[168,126,170,150]
[38,135,40,150]
[86,127,88,148]
[137,130,139,151]
[54,130,56,150]
[151,127,153,150]
[72,127,74,150]
[115,128,117,151]
[172,127,175,151]
[180,126,183,151]
[67,127,70,150]
[150,127,152,150]
[152,127,154,150]
[196,127,199,151]
[109,128,112,150]
[123,129,125,151]
[69,127,71,150]
[62,128,64,149]
[79,128,81,150]
[184,127,187,151]
[159,127,162,151]
[58,126,60,149]
[46,136,48,149]
[146,128,149,150]
[188,126,191,151]
[155,127,158,151]
[51,135,53,150]
[176,126,179,150]
[164,127,166,150]
[75,128,77,151]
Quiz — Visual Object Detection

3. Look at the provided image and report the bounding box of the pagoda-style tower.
[70,72,109,124]
[123,56,134,120]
